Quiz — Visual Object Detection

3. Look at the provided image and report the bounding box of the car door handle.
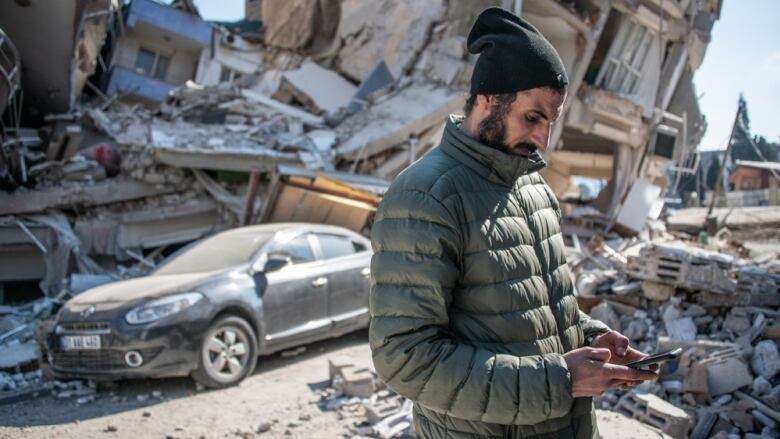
[312,277,328,287]
[360,268,370,278]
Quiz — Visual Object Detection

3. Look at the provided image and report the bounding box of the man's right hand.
[563,347,657,398]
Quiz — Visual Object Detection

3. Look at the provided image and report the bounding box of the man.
[369,8,656,438]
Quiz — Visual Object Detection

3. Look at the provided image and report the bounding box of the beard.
[477,112,537,157]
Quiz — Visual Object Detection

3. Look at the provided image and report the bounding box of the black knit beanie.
[468,7,568,95]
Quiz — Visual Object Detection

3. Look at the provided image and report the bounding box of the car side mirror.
[263,255,291,273]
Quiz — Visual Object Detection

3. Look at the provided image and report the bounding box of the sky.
[692,0,780,151]
[190,0,780,152]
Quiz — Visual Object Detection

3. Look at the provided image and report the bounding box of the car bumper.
[48,305,211,380]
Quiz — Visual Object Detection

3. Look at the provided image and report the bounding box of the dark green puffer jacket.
[369,116,608,438]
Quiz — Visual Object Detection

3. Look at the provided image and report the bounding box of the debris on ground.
[314,357,413,438]
[571,224,780,438]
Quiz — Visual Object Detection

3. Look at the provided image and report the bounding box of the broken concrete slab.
[281,62,357,114]
[345,61,395,114]
[240,89,324,126]
[73,196,221,255]
[589,301,622,333]
[334,0,446,80]
[724,308,752,334]
[336,84,463,160]
[261,0,339,51]
[700,349,754,395]
[153,145,301,173]
[666,207,780,235]
[0,178,187,216]
[665,317,698,342]
[0,341,40,370]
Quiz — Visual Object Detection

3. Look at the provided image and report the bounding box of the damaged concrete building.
[516,0,721,235]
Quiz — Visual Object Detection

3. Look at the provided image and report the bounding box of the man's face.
[477,87,566,157]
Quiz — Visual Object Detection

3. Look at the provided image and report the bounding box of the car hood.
[68,271,223,307]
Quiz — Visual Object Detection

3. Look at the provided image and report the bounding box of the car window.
[352,241,367,252]
[268,234,315,264]
[154,232,273,275]
[317,234,355,260]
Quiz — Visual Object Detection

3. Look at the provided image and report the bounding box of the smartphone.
[626,348,683,369]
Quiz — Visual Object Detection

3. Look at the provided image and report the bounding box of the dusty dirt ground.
[0,330,667,439]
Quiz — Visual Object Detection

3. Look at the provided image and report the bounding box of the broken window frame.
[596,16,655,97]
[219,65,242,83]
[134,47,170,81]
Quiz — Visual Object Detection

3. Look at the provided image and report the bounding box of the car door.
[260,233,331,346]
[311,233,371,333]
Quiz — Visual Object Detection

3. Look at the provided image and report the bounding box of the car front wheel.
[192,315,258,388]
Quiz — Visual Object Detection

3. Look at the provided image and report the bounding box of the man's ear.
[476,95,492,111]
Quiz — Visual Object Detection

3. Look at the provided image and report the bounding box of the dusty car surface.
[48,223,372,388]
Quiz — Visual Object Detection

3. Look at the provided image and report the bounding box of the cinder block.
[339,366,375,398]
[363,398,402,424]
[616,392,693,439]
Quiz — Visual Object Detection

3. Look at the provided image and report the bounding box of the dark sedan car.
[48,223,372,388]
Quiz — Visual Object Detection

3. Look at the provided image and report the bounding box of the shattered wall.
[0,0,117,117]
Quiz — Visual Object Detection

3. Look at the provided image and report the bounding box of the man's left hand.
[591,330,656,390]
[591,330,642,365]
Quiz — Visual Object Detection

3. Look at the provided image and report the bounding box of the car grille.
[57,322,111,333]
[51,347,162,372]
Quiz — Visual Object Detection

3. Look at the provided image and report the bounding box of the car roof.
[216,222,363,239]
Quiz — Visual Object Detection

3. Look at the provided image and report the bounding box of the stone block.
[589,302,622,333]
[723,308,751,333]
[642,280,675,301]
[751,340,780,379]
[665,317,698,342]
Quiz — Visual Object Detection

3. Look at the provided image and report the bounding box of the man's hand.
[591,330,650,367]
[563,347,657,398]
[591,329,657,390]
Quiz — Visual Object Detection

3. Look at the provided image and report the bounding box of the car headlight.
[125,292,204,325]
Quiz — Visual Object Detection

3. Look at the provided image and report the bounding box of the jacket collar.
[439,115,547,187]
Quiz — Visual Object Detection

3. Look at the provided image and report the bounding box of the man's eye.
[526,116,539,123]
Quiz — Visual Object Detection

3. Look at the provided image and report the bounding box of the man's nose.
[531,125,551,151]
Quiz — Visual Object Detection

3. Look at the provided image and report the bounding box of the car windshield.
[153,231,274,275]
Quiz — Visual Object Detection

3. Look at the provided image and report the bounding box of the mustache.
[512,142,539,153]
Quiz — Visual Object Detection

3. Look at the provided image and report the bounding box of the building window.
[134,47,170,81]
[597,19,654,96]
[220,66,242,83]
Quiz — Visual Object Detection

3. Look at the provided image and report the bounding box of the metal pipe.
[243,167,262,225]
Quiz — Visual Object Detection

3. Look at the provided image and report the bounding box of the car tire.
[192,315,258,389]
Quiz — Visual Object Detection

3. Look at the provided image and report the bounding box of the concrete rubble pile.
[312,356,413,439]
[573,224,780,438]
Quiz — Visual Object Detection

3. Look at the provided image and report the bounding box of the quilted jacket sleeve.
[578,310,610,340]
[369,189,574,425]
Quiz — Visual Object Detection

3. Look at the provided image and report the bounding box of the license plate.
[61,335,101,350]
